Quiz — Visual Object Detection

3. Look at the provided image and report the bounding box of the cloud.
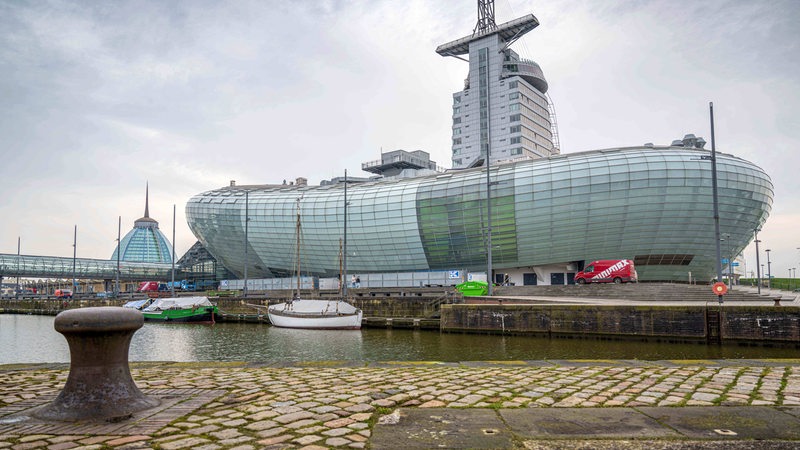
[0,0,798,276]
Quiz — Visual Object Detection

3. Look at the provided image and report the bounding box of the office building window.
[508,80,518,89]
[510,125,521,133]
[453,127,462,135]
[510,114,520,122]
[453,138,462,145]
[510,137,521,144]
[509,92,519,100]
[453,117,461,124]
[511,148,523,155]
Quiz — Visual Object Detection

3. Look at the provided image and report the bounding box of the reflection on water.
[1,314,797,364]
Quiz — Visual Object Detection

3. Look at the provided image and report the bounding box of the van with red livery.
[575,259,638,284]
[137,281,160,292]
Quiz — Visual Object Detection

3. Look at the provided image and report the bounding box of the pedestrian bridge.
[0,253,172,281]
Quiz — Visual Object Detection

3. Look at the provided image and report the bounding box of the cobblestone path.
[1,360,798,449]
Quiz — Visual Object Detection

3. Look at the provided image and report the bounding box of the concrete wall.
[441,304,800,343]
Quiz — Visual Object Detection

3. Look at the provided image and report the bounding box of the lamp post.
[116,216,121,296]
[171,204,176,298]
[343,170,348,298]
[16,236,20,296]
[707,102,723,303]
[765,249,772,288]
[72,225,77,295]
[754,229,762,294]
[243,190,249,298]
[721,233,731,289]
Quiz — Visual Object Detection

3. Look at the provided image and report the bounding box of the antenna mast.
[474,0,496,34]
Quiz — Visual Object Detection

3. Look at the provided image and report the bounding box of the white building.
[437,9,559,169]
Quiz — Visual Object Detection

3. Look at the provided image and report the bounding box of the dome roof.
[111,184,174,263]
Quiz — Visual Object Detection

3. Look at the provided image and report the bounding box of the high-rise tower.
[437,0,559,169]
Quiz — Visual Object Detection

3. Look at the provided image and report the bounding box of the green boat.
[455,280,489,296]
[130,296,219,323]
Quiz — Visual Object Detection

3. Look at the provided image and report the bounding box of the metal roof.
[436,14,539,57]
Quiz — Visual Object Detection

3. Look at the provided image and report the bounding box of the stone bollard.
[33,307,160,422]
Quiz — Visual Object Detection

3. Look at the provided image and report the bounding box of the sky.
[1,0,798,278]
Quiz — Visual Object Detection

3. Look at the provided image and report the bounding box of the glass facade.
[186,146,773,282]
[111,218,174,264]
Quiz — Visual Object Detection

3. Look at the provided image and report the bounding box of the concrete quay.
[1,360,800,449]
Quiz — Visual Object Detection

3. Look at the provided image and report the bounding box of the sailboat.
[267,187,363,329]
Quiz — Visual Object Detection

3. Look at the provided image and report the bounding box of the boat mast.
[343,170,348,298]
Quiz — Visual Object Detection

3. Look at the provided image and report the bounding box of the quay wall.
[4,298,798,343]
[0,293,447,321]
[441,304,800,343]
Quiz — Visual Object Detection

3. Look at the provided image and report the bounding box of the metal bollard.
[33,307,160,421]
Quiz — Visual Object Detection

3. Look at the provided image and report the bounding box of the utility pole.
[754,229,761,295]
[243,191,249,298]
[171,204,176,297]
[116,216,121,296]
[709,102,723,304]
[72,225,77,296]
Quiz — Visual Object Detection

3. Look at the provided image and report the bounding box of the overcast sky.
[1,0,798,277]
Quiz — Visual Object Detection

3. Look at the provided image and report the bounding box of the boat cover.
[122,299,151,309]
[143,296,214,312]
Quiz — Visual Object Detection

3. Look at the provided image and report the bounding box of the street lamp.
[765,249,772,288]
[116,216,121,296]
[721,233,731,289]
[708,102,723,303]
[16,236,20,296]
[243,190,250,298]
[72,225,77,295]
[754,229,762,294]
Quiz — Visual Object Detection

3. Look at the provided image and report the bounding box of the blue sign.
[731,262,740,267]
[721,258,729,264]
[448,270,460,279]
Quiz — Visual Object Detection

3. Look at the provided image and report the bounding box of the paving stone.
[159,437,212,450]
[325,437,352,447]
[286,418,320,429]
[293,435,323,445]
[104,436,151,446]
[186,424,221,435]
[256,434,292,446]
[274,410,314,424]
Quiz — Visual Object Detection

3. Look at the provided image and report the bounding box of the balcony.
[502,59,548,94]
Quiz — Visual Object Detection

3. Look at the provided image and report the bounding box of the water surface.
[1,314,796,364]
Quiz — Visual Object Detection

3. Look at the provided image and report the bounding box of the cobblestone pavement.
[1,360,799,449]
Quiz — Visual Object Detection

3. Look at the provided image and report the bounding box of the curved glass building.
[186,145,773,283]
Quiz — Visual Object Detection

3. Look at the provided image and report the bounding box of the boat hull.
[267,299,363,329]
[142,306,218,323]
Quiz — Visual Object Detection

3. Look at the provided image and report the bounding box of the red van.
[137,281,159,292]
[575,259,638,284]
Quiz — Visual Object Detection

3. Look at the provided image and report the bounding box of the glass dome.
[111,185,174,263]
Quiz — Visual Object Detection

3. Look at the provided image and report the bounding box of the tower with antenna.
[438,0,559,169]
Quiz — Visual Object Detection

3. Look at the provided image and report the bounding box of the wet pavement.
[1,359,799,449]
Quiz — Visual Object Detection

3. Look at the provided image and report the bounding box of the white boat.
[268,298,362,329]
[268,187,363,330]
